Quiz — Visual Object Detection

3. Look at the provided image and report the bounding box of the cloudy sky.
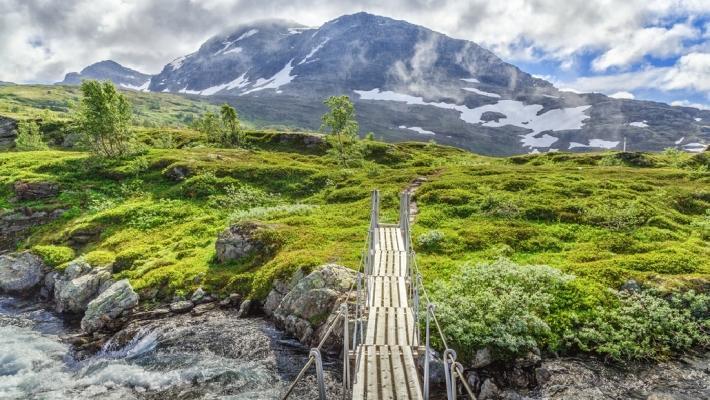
[1,0,709,108]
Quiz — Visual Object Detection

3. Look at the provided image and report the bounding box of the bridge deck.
[354,226,423,400]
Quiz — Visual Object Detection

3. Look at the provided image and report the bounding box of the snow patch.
[462,87,501,98]
[241,61,296,95]
[695,117,702,122]
[299,39,329,65]
[569,139,620,149]
[236,29,258,42]
[460,78,479,83]
[543,94,561,99]
[675,137,685,145]
[179,73,250,96]
[120,80,150,92]
[683,142,708,153]
[398,125,436,135]
[629,121,648,128]
[288,27,309,35]
[223,47,242,55]
[355,89,590,148]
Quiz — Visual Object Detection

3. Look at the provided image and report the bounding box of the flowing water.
[0,296,342,400]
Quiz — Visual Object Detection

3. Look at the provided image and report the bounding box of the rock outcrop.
[268,264,355,347]
[13,181,60,201]
[81,279,139,333]
[215,221,282,263]
[0,208,65,252]
[0,252,46,293]
[0,115,17,149]
[54,260,112,313]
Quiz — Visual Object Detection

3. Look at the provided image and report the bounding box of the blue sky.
[1,0,708,108]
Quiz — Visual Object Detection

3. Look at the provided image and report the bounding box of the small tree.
[14,121,48,151]
[74,80,133,157]
[321,95,360,166]
[220,103,242,146]
[194,111,222,144]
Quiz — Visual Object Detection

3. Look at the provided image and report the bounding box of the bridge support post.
[443,348,458,400]
[424,303,434,400]
[310,348,327,400]
[342,304,350,392]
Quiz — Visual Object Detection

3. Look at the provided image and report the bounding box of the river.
[0,296,342,400]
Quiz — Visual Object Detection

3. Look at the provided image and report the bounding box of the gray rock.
[272,264,355,346]
[238,299,261,317]
[621,279,641,292]
[191,287,206,303]
[81,279,139,333]
[0,252,46,293]
[191,302,216,316]
[0,208,64,253]
[0,116,18,149]
[264,270,304,316]
[215,221,281,263]
[473,347,494,368]
[534,366,552,385]
[54,261,112,313]
[479,378,500,400]
[169,300,194,313]
[13,181,59,201]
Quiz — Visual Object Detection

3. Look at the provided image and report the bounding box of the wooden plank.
[391,348,410,400]
[402,346,424,399]
[353,347,366,399]
[395,228,404,251]
[379,346,395,400]
[366,346,378,399]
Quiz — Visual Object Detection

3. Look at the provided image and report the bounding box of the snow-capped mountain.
[59,60,151,91]
[72,13,710,155]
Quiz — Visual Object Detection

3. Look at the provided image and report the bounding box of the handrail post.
[342,304,350,391]
[443,349,458,400]
[424,303,434,400]
[310,349,327,400]
[414,274,421,344]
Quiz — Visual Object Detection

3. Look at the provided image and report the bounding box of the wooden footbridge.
[283,190,476,400]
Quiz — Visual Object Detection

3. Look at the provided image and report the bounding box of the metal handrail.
[401,189,477,400]
[282,191,377,400]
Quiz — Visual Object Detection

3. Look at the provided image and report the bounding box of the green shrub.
[15,121,48,151]
[575,291,708,360]
[430,259,574,360]
[84,250,115,267]
[417,230,446,252]
[181,172,236,198]
[32,245,75,267]
[210,184,279,210]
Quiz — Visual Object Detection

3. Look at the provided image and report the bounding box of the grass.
[0,86,708,362]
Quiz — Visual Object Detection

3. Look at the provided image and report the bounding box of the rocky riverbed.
[0,295,344,400]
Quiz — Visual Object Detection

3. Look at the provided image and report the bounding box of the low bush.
[32,245,75,267]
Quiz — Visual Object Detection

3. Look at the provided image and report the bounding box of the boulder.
[169,300,194,313]
[215,221,282,264]
[479,378,501,400]
[13,181,60,201]
[271,264,355,346]
[54,260,112,313]
[264,270,304,316]
[0,252,46,293]
[473,347,494,368]
[81,279,139,333]
[191,287,206,303]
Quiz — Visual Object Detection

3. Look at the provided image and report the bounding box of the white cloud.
[671,100,710,110]
[591,23,698,71]
[560,52,710,94]
[609,91,635,99]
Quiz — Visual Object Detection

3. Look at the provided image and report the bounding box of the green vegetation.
[14,121,48,151]
[321,95,360,166]
[75,80,134,157]
[0,84,708,363]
